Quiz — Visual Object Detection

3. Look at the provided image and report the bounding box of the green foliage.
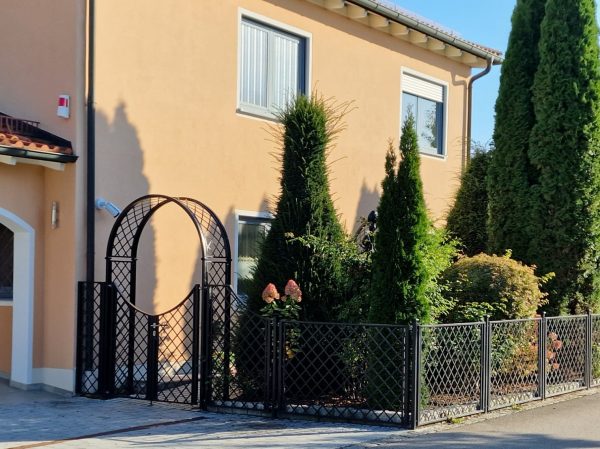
[446,148,492,256]
[291,232,371,323]
[247,94,347,321]
[369,116,431,325]
[440,253,549,323]
[488,0,546,262]
[528,0,600,314]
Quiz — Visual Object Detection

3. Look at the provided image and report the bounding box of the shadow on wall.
[189,196,271,299]
[95,102,156,312]
[353,179,379,234]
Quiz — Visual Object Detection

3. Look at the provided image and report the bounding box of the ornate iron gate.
[76,195,231,405]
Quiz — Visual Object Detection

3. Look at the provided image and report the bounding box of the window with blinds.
[401,73,446,156]
[239,18,307,117]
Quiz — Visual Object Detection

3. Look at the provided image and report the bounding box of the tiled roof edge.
[347,0,503,63]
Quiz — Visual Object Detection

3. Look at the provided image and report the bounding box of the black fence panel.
[593,315,600,387]
[207,285,272,414]
[545,316,587,396]
[76,281,103,395]
[418,323,484,425]
[278,320,409,425]
[489,318,540,410]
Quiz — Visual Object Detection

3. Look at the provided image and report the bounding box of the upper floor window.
[401,72,446,156]
[239,17,307,118]
[0,223,13,300]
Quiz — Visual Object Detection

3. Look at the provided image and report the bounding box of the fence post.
[75,282,86,395]
[269,317,281,418]
[538,312,547,400]
[586,310,593,388]
[98,282,117,397]
[191,284,200,405]
[199,284,211,410]
[410,319,420,430]
[482,316,491,413]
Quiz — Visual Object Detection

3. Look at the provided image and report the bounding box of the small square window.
[401,73,446,156]
[239,17,307,118]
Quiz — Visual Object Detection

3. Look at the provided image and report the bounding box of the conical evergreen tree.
[369,115,430,324]
[247,94,345,321]
[487,0,545,260]
[447,148,492,256]
[528,0,600,313]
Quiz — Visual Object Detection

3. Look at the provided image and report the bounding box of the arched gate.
[75,195,235,406]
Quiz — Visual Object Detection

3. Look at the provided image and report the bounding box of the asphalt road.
[354,392,600,449]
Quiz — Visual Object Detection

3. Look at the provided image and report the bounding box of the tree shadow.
[94,102,155,310]
[353,179,379,234]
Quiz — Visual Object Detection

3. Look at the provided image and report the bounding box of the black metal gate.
[76,195,231,406]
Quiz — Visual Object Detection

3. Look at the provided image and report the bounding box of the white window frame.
[237,9,312,120]
[233,210,274,297]
[400,68,449,159]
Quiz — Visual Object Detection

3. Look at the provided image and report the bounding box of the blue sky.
[391,0,515,145]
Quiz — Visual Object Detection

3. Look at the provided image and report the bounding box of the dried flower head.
[262,283,280,304]
[552,340,563,350]
[548,332,558,341]
[284,279,302,302]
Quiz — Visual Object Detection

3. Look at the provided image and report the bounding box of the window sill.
[0,300,13,307]
[420,151,446,160]
[236,107,279,123]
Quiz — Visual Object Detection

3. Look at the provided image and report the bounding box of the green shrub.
[440,252,548,323]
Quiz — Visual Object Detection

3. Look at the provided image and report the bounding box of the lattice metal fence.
[77,281,600,428]
[278,321,410,425]
[545,316,586,396]
[417,323,484,425]
[489,318,540,410]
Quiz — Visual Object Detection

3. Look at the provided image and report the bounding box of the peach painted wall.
[0,308,12,376]
[93,0,470,310]
[0,0,86,383]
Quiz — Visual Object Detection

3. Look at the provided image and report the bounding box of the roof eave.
[309,0,503,66]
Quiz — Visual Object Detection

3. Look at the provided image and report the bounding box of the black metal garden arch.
[76,195,232,406]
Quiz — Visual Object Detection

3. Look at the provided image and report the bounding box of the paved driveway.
[2,381,600,449]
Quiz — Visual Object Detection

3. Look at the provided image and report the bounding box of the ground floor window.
[236,215,272,300]
[0,223,13,300]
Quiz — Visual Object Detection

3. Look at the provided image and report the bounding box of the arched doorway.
[0,208,34,387]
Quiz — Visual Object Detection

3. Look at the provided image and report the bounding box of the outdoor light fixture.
[95,198,122,218]
[51,201,59,229]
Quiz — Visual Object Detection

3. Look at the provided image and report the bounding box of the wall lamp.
[95,198,122,218]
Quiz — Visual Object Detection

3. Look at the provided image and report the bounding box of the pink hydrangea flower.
[284,279,302,302]
[262,283,280,303]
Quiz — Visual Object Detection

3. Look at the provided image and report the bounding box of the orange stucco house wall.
[0,0,499,393]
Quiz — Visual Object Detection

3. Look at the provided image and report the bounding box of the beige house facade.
[0,0,500,393]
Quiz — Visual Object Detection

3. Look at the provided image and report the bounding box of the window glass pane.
[417,96,439,153]
[271,31,300,111]
[402,91,444,155]
[240,21,269,108]
[402,92,418,124]
[237,218,271,298]
[0,223,13,300]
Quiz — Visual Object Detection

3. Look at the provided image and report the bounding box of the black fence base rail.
[76,282,600,428]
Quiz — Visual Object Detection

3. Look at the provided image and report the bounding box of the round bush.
[440,253,547,323]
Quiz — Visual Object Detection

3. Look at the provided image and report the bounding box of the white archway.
[0,208,34,387]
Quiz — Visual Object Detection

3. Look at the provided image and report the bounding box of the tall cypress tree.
[487,0,545,260]
[528,0,600,313]
[447,148,492,256]
[369,115,430,324]
[248,94,345,321]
